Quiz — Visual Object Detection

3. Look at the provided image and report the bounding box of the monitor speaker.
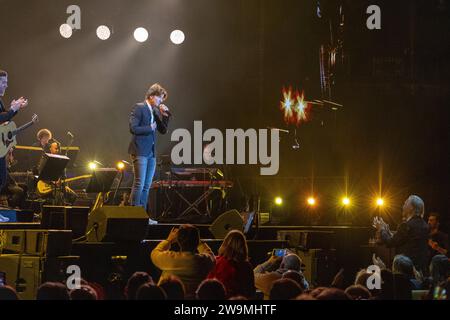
[209,209,244,239]
[86,206,149,242]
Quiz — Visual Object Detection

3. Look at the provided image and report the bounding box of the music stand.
[86,168,118,193]
[60,146,80,169]
[87,169,118,211]
[38,153,70,181]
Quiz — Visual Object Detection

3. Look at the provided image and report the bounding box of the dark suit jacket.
[0,99,18,189]
[381,215,430,271]
[128,102,170,157]
[0,99,17,123]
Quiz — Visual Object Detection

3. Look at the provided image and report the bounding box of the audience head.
[70,285,98,300]
[196,279,226,300]
[392,255,415,279]
[177,224,200,252]
[0,285,19,300]
[280,253,302,272]
[296,293,317,300]
[430,255,450,286]
[355,269,370,286]
[310,287,327,298]
[159,275,185,300]
[36,282,70,300]
[345,285,371,300]
[228,295,248,300]
[282,270,307,290]
[316,288,351,300]
[269,278,303,300]
[136,283,167,300]
[355,268,382,297]
[125,272,154,300]
[218,230,249,262]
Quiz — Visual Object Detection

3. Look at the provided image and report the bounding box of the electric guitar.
[37,174,92,196]
[0,114,39,158]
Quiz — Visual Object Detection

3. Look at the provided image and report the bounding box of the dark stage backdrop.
[0,0,448,227]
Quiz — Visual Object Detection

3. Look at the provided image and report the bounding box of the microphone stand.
[113,168,124,205]
[62,134,75,205]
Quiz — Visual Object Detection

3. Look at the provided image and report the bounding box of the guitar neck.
[64,175,92,183]
[13,120,34,136]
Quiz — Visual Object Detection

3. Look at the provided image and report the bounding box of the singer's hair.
[145,83,167,100]
[37,129,52,141]
[0,70,7,77]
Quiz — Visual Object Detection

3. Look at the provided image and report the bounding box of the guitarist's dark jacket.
[0,99,18,190]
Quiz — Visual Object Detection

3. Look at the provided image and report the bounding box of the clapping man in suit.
[373,195,430,274]
[0,69,28,191]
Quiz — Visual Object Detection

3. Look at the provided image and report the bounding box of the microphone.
[159,104,172,117]
[67,131,74,138]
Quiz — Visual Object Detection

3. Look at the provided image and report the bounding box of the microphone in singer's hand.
[159,104,172,116]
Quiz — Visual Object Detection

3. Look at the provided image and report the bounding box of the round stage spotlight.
[96,25,111,40]
[275,197,283,206]
[170,30,185,45]
[376,198,384,207]
[59,24,73,39]
[88,162,97,170]
[116,161,125,170]
[134,27,149,43]
[307,197,316,206]
[342,197,350,206]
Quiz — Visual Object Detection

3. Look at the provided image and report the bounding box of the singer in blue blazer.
[128,83,170,216]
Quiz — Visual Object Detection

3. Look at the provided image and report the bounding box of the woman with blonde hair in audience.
[208,230,255,299]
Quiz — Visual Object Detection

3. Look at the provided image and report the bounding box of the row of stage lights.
[86,161,386,209]
[59,24,186,44]
[87,161,126,171]
[274,196,386,208]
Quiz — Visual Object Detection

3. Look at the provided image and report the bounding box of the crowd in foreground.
[0,195,448,300]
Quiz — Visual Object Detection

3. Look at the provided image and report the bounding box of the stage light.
[275,197,283,206]
[88,162,97,170]
[342,197,350,206]
[116,161,125,170]
[96,25,111,40]
[134,27,149,43]
[307,197,316,206]
[59,24,73,39]
[376,198,384,207]
[170,30,185,45]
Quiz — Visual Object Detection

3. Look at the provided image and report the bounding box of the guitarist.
[33,128,54,151]
[37,140,77,205]
[0,69,28,190]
